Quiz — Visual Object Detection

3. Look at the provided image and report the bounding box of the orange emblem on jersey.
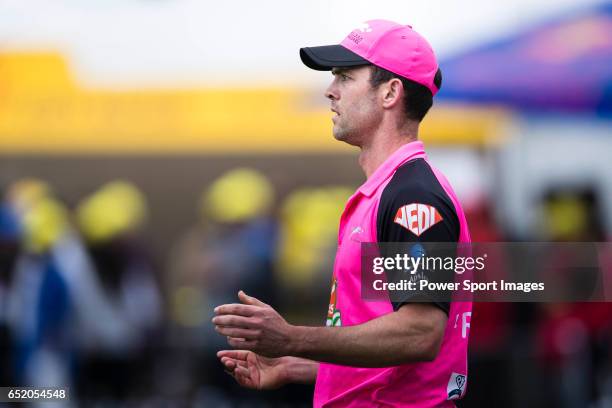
[394,203,443,236]
[326,278,342,327]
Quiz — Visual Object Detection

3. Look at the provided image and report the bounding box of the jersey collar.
[357,140,428,197]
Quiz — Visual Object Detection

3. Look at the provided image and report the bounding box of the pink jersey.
[314,141,472,407]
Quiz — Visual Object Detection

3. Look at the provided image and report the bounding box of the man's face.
[325,66,381,146]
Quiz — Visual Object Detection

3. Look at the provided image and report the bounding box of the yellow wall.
[0,52,509,154]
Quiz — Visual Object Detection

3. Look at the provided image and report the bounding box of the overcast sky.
[0,0,605,87]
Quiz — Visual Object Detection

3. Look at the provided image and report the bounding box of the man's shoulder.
[381,158,453,205]
[377,158,460,242]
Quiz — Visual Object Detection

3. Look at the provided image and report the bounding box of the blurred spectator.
[74,180,162,404]
[167,168,278,404]
[461,201,517,408]
[275,186,353,325]
[5,182,76,402]
[0,188,20,386]
[534,188,612,408]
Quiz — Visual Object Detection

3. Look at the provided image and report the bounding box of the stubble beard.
[332,90,380,147]
[333,111,379,148]
[333,120,361,147]
[332,119,350,142]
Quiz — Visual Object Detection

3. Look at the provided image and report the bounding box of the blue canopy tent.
[438,3,612,117]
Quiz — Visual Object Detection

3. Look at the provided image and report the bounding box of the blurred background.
[0,0,611,407]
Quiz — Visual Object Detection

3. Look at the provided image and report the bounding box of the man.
[214,19,472,407]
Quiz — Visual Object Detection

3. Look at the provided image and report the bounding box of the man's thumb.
[238,290,267,307]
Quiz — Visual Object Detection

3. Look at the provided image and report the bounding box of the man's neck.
[358,124,419,179]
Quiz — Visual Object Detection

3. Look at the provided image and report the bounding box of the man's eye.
[340,74,349,81]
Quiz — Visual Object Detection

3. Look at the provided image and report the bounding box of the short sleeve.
[376,159,460,314]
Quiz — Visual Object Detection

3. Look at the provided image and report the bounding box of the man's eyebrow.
[331,67,349,76]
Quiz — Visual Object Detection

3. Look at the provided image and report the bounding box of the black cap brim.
[300,45,370,71]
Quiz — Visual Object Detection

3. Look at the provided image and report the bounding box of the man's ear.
[381,78,403,109]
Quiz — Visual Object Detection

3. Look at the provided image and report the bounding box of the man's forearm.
[289,304,446,368]
[282,356,319,385]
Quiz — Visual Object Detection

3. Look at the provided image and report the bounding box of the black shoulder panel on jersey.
[377,158,459,244]
[376,158,460,314]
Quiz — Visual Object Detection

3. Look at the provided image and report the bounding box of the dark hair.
[369,65,442,122]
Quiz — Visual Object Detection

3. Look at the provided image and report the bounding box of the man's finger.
[235,365,251,377]
[235,365,255,388]
[220,357,237,371]
[222,358,253,388]
[222,357,248,369]
[235,369,255,388]
[238,290,269,307]
[220,356,234,366]
[214,303,259,317]
[222,358,248,373]
[212,315,257,328]
[217,350,250,361]
[228,336,257,350]
[216,326,260,340]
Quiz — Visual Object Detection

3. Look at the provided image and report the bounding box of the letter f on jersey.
[394,203,443,236]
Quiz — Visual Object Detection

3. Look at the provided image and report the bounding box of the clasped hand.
[212,290,297,358]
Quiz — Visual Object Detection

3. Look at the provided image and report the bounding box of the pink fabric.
[340,20,440,96]
[313,141,472,407]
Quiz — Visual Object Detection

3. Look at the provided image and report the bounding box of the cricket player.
[214,19,472,407]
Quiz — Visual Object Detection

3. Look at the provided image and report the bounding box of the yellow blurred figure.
[277,186,352,288]
[7,178,52,215]
[171,286,208,328]
[543,194,588,240]
[77,181,147,244]
[21,197,69,254]
[201,168,273,224]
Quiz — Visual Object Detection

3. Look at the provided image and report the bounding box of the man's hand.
[217,350,288,390]
[213,291,296,358]
[213,291,446,369]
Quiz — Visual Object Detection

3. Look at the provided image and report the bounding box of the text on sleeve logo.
[393,203,443,236]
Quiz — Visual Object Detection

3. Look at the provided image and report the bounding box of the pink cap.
[300,19,440,96]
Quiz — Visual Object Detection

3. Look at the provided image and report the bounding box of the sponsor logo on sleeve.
[447,372,467,400]
[393,203,443,236]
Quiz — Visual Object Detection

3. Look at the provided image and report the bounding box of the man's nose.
[325,83,338,101]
